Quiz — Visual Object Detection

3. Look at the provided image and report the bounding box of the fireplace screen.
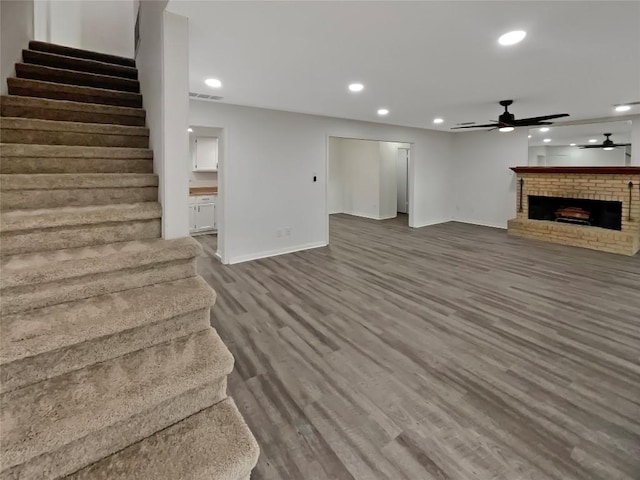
[528,195,622,231]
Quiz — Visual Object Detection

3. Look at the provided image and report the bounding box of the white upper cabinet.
[193,137,218,172]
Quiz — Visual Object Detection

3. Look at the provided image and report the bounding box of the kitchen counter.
[189,187,217,196]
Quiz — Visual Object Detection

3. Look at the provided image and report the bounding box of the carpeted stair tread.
[0,202,160,232]
[1,173,158,190]
[29,40,136,68]
[8,78,142,108]
[0,143,152,159]
[1,117,148,136]
[0,173,159,209]
[22,49,138,79]
[1,236,199,288]
[1,95,145,126]
[66,398,260,480]
[0,276,216,393]
[1,117,149,148]
[16,63,140,93]
[1,329,234,480]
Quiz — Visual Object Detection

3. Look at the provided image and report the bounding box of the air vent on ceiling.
[189,92,223,101]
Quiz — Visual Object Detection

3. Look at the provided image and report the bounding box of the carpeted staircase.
[0,41,259,479]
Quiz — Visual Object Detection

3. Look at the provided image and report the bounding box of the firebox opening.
[528,195,622,231]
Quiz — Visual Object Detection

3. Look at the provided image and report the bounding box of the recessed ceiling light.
[528,135,532,138]
[603,147,614,151]
[433,118,444,124]
[188,128,193,133]
[499,126,515,132]
[569,143,576,146]
[498,30,527,46]
[205,78,222,88]
[348,83,364,92]
[543,138,551,143]
[615,105,631,112]
[377,108,389,116]
[539,127,550,132]
[589,139,598,143]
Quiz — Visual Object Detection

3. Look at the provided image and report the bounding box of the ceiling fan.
[451,100,569,132]
[578,133,631,150]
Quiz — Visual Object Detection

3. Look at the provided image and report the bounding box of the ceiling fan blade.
[514,113,570,125]
[450,123,499,130]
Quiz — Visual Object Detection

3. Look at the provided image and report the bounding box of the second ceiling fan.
[578,133,630,150]
[451,100,569,132]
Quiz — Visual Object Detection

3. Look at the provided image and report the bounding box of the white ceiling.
[167,1,640,131]
[528,121,632,147]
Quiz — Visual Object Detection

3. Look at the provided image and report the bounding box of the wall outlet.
[284,227,291,237]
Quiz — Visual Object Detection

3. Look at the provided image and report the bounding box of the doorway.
[327,136,412,238]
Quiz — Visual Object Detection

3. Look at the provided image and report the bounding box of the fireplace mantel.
[510,166,640,175]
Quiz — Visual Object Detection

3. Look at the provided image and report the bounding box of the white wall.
[452,130,528,229]
[36,0,135,58]
[189,100,454,264]
[137,1,189,239]
[328,139,344,214]
[379,142,408,219]
[341,139,381,218]
[1,0,33,96]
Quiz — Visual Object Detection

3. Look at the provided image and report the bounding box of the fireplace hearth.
[528,195,622,231]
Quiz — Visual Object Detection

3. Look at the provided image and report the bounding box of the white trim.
[214,251,223,262]
[452,219,508,230]
[229,241,327,265]
[410,219,452,228]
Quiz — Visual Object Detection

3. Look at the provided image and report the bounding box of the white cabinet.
[188,195,217,234]
[195,202,215,230]
[193,137,218,172]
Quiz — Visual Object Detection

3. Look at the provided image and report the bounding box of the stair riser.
[29,41,136,68]
[1,330,231,478]
[0,219,161,256]
[0,157,153,174]
[23,49,138,80]
[1,104,146,126]
[8,78,142,108]
[16,63,140,93]
[1,308,212,394]
[1,187,158,210]
[1,259,196,315]
[1,129,149,148]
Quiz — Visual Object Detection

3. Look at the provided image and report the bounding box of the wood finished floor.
[196,215,640,480]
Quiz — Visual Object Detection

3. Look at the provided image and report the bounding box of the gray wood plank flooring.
[196,214,640,480]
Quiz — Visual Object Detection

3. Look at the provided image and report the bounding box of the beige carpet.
[0,40,258,479]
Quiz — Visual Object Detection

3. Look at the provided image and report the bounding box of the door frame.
[325,134,415,245]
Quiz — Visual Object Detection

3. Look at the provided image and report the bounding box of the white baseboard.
[410,219,451,228]
[452,219,507,230]
[229,241,327,265]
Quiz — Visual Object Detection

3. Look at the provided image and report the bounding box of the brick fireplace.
[508,167,640,255]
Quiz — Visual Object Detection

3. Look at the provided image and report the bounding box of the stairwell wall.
[137,0,189,239]
[0,0,34,96]
[33,0,136,58]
